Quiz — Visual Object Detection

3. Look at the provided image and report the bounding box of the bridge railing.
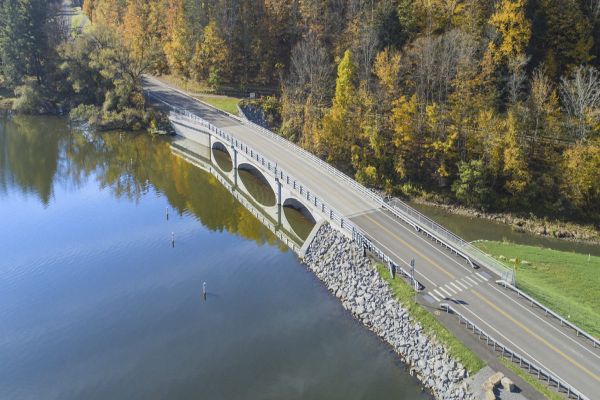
[239,113,514,283]
[441,303,589,400]
[152,92,420,289]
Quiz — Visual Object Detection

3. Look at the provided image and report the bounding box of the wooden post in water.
[202,282,207,300]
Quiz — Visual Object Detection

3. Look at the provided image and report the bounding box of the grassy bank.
[475,240,600,338]
[375,263,485,375]
[152,75,241,115]
[158,75,212,94]
[498,357,562,400]
[197,95,240,115]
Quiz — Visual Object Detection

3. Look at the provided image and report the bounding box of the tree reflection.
[0,114,66,205]
[0,114,282,249]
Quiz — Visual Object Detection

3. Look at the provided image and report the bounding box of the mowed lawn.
[475,240,600,338]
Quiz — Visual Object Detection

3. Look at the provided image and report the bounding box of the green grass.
[375,263,485,374]
[197,95,241,115]
[474,240,600,338]
[159,75,212,94]
[498,357,563,400]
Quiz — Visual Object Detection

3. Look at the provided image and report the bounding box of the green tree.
[0,0,55,85]
[533,0,594,77]
[452,159,493,209]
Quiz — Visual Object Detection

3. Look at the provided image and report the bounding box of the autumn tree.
[318,50,359,171]
[121,0,164,76]
[190,21,229,83]
[488,0,531,64]
[532,0,594,77]
[561,142,600,217]
[163,0,193,76]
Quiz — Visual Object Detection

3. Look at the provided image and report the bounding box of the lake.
[0,114,430,400]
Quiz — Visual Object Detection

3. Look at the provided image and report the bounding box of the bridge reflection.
[170,138,315,254]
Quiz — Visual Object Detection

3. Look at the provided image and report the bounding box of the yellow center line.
[472,290,600,382]
[361,213,455,280]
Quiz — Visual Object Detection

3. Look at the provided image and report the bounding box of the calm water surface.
[409,203,600,256]
[0,114,430,400]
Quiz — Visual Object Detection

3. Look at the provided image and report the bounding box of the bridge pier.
[231,144,238,187]
[276,177,282,226]
[208,133,212,161]
[275,178,282,206]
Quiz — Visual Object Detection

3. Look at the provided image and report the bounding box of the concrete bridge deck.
[143,76,600,399]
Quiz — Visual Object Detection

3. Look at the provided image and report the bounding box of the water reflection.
[212,144,233,172]
[238,167,277,207]
[0,114,64,205]
[0,114,278,248]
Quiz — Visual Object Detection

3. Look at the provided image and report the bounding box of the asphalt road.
[144,76,600,399]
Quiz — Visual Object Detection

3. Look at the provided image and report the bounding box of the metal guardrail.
[386,199,515,283]
[441,303,589,400]
[147,90,420,290]
[496,280,599,348]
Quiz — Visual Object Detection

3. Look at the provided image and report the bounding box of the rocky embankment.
[303,223,473,400]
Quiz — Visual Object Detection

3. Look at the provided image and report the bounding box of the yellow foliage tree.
[503,110,530,197]
[391,94,419,180]
[318,50,358,171]
[488,0,531,63]
[373,47,401,101]
[163,0,192,76]
[190,21,229,82]
[561,142,600,214]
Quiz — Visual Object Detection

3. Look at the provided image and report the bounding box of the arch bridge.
[169,115,321,248]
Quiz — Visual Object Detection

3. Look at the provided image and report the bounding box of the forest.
[1,0,599,221]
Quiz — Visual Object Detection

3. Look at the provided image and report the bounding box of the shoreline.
[303,223,475,400]
[410,198,600,245]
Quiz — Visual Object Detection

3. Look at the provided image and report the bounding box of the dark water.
[410,202,600,256]
[0,115,430,400]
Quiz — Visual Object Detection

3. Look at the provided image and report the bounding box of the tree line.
[2,0,600,221]
[0,0,160,129]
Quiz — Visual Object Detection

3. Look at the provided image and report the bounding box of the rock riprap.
[303,223,473,400]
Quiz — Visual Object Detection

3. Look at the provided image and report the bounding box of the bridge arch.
[212,142,233,172]
[282,197,316,240]
[237,163,277,207]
